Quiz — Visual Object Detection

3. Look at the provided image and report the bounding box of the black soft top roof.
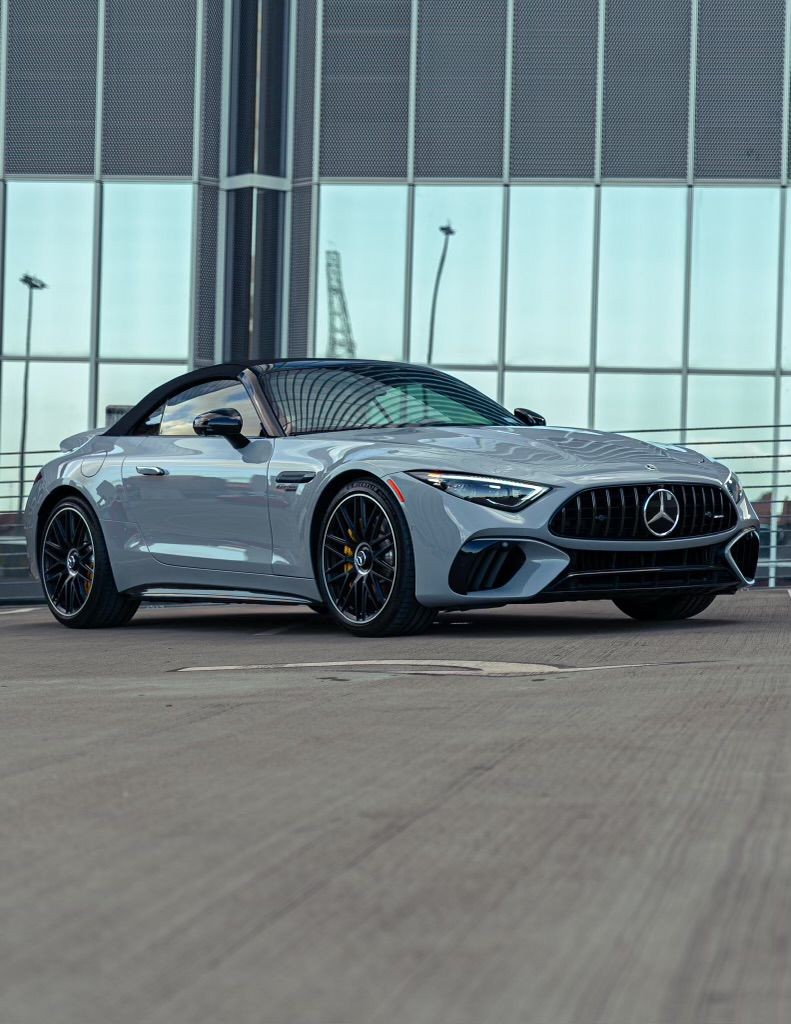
[102,359,414,437]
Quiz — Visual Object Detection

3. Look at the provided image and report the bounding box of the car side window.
[159,379,263,437]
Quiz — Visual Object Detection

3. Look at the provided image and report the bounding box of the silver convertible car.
[26,359,760,637]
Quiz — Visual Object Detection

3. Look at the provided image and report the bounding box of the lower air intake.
[449,540,526,595]
[728,531,760,581]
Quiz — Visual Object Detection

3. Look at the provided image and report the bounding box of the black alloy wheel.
[41,505,96,618]
[39,496,140,628]
[317,478,435,637]
[322,491,397,624]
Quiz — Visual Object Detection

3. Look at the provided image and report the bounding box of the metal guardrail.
[1,428,790,588]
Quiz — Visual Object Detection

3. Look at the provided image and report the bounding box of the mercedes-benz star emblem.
[643,488,681,537]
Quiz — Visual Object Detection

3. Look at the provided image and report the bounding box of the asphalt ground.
[1,590,789,1023]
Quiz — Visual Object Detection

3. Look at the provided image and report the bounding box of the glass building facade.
[1,0,791,487]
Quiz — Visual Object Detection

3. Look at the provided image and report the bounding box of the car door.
[120,378,275,572]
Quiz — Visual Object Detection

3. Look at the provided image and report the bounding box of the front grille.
[549,483,737,540]
[543,542,739,600]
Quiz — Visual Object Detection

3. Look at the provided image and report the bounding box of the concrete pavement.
[0,591,789,1023]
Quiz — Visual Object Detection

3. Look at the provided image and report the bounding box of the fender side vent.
[449,540,526,595]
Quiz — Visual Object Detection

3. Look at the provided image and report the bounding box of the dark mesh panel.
[694,0,784,179]
[230,0,257,175]
[511,0,598,178]
[293,0,317,182]
[200,0,223,178]
[193,185,219,366]
[102,0,196,175]
[320,0,410,177]
[227,189,254,362]
[5,0,97,174]
[252,190,284,360]
[415,0,507,178]
[602,0,691,178]
[287,185,313,356]
[259,0,289,176]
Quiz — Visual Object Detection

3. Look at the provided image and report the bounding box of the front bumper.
[395,471,760,608]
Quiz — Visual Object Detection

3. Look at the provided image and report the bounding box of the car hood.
[324,425,723,487]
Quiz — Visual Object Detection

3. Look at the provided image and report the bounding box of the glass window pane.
[100,183,193,360]
[687,374,775,497]
[0,362,25,508]
[96,363,186,428]
[504,371,589,428]
[506,186,594,367]
[1,360,89,457]
[594,373,682,440]
[597,187,686,368]
[777,379,791,530]
[411,186,501,365]
[689,188,779,370]
[2,182,94,357]
[1,361,90,507]
[780,212,791,370]
[316,186,407,361]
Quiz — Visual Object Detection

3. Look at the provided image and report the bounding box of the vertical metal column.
[770,187,787,586]
[588,0,607,428]
[306,0,324,356]
[188,0,206,371]
[88,0,107,428]
[402,0,419,362]
[680,0,700,442]
[771,0,791,584]
[497,0,515,402]
[280,0,298,357]
[214,0,236,362]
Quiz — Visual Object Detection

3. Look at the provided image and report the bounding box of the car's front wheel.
[39,496,140,629]
[316,478,435,637]
[613,592,715,621]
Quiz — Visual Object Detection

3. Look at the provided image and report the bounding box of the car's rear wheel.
[613,592,716,621]
[40,496,140,629]
[317,479,435,637]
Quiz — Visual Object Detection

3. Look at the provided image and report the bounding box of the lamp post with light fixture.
[17,274,47,513]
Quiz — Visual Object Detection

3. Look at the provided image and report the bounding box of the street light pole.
[18,274,47,513]
[426,222,455,365]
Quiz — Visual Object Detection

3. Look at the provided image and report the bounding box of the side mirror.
[513,407,546,427]
[193,408,249,448]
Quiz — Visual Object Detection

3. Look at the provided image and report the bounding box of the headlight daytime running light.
[407,470,550,513]
[724,471,744,506]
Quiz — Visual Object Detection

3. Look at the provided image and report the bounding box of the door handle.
[136,466,167,476]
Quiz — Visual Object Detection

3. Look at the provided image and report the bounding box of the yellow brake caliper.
[344,528,355,574]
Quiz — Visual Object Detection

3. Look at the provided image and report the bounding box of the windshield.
[256,362,519,436]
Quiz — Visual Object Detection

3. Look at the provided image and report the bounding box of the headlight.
[407,471,549,512]
[724,471,743,505]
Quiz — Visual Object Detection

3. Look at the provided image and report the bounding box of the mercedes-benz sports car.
[26,360,760,637]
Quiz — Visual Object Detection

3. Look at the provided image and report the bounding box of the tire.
[39,495,140,629]
[613,592,716,622]
[316,478,435,638]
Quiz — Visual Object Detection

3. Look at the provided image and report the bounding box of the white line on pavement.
[177,658,655,677]
[0,607,39,616]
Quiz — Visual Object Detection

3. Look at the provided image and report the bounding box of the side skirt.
[129,587,313,606]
